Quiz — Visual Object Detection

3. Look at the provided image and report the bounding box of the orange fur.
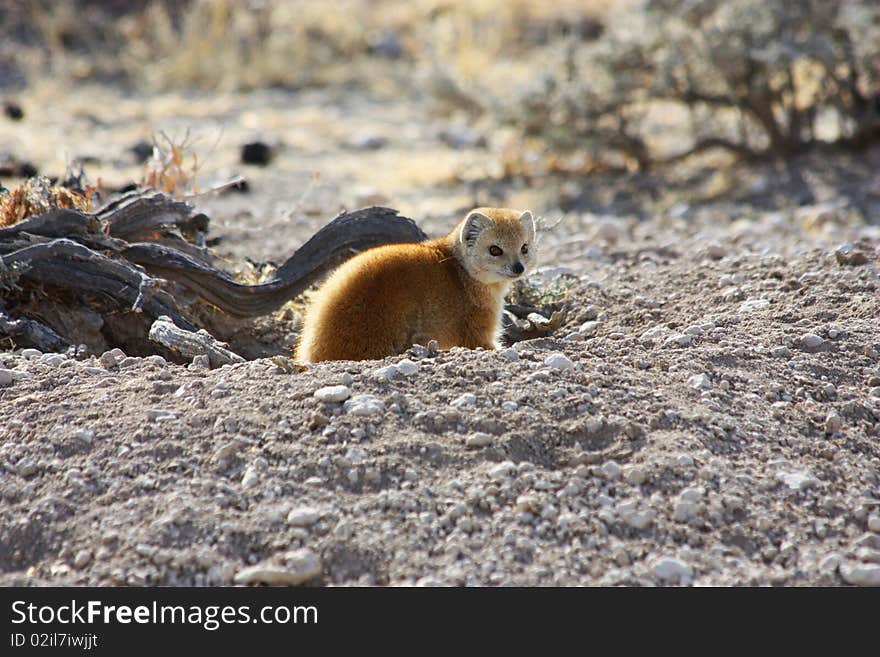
[295,207,536,362]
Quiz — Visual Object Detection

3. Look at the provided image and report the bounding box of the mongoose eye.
[521,244,529,255]
[488,245,503,257]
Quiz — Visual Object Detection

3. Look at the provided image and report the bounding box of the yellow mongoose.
[295,207,536,362]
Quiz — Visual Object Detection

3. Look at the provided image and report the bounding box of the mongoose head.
[457,207,536,284]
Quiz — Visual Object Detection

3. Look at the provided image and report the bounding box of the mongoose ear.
[519,210,535,240]
[460,211,490,246]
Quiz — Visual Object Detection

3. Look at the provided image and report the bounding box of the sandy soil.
[1,85,879,586]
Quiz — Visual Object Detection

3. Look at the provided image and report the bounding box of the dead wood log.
[148,315,245,366]
[0,188,559,356]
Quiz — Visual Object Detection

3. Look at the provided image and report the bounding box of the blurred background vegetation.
[2,0,880,225]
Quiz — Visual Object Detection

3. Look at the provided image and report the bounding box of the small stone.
[739,298,770,312]
[396,359,419,376]
[287,506,322,527]
[349,132,387,150]
[800,333,825,350]
[488,461,517,481]
[314,385,352,403]
[40,353,65,366]
[824,413,843,434]
[20,348,42,360]
[145,355,167,367]
[868,514,880,534]
[835,243,868,266]
[466,432,493,448]
[17,458,39,477]
[0,369,14,387]
[234,550,322,586]
[827,326,842,339]
[373,365,399,380]
[241,141,272,165]
[241,467,259,489]
[579,321,599,335]
[819,553,842,574]
[688,373,712,390]
[651,557,692,583]
[99,351,119,369]
[450,393,477,408]
[664,333,692,348]
[777,471,819,491]
[499,348,519,362]
[839,562,880,586]
[73,549,92,569]
[75,429,95,444]
[145,409,176,422]
[679,486,705,502]
[600,461,622,480]
[771,346,792,359]
[623,465,647,485]
[544,352,574,370]
[673,500,697,522]
[343,394,384,416]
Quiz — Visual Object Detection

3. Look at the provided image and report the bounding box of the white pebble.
[343,394,384,416]
[20,348,42,360]
[868,514,880,534]
[777,471,818,491]
[241,467,259,489]
[372,365,399,380]
[544,352,574,370]
[839,562,880,586]
[800,333,825,349]
[0,369,14,387]
[40,353,66,366]
[664,333,692,348]
[73,549,92,569]
[396,358,419,375]
[287,506,322,527]
[450,392,477,408]
[579,321,599,335]
[501,401,518,411]
[488,461,517,480]
[499,348,519,362]
[739,298,770,312]
[466,432,493,448]
[234,550,322,586]
[679,486,705,502]
[314,385,352,403]
[687,373,712,390]
[623,465,647,485]
[600,460,622,480]
[652,557,692,583]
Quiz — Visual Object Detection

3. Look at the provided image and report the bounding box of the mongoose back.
[295,207,536,362]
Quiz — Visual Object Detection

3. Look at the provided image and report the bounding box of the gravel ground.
[1,200,878,587]
[1,85,879,586]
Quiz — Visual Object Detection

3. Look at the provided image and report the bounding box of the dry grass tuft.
[0,176,95,228]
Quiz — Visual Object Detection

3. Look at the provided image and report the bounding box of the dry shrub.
[500,0,880,171]
[0,176,94,228]
[142,131,203,195]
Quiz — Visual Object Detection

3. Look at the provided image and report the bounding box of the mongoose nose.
[512,262,524,275]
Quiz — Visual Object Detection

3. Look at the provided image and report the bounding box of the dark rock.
[835,243,868,266]
[3,101,23,120]
[130,140,153,164]
[241,142,272,166]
